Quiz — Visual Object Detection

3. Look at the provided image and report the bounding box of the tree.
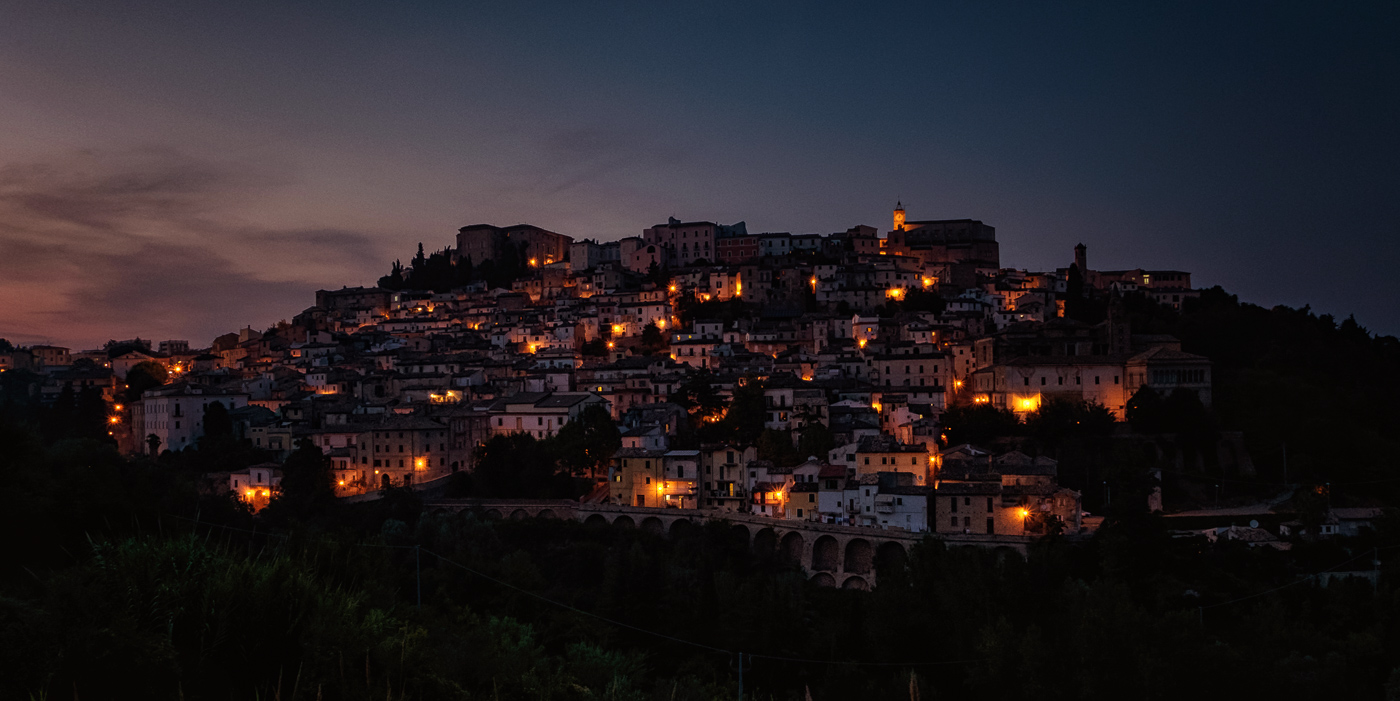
[146,433,162,455]
[552,405,621,477]
[42,384,76,443]
[722,378,768,446]
[378,259,406,290]
[673,370,724,422]
[1125,386,1165,433]
[263,439,335,520]
[757,429,800,467]
[580,339,608,357]
[1025,398,1115,451]
[201,401,233,447]
[472,433,573,498]
[940,404,1020,447]
[73,385,109,442]
[412,242,427,272]
[796,421,835,460]
[123,361,169,403]
[640,322,665,355]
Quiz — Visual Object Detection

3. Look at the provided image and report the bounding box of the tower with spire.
[893,201,906,231]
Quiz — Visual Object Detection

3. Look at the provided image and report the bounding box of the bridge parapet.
[423,499,1036,589]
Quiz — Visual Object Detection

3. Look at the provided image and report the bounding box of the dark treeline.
[5,413,1400,699]
[378,242,526,292]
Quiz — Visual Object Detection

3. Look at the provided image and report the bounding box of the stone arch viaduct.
[422,499,1031,590]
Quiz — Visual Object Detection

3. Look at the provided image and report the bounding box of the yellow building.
[609,448,687,508]
[842,435,929,485]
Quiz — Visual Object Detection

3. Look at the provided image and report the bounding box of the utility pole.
[737,652,743,701]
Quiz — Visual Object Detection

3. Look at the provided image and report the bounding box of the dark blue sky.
[1,1,1396,347]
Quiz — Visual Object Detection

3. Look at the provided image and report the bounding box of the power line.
[1202,544,1400,611]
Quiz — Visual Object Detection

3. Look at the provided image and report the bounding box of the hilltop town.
[2,204,1214,541]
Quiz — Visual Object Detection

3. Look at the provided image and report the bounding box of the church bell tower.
[893,201,906,231]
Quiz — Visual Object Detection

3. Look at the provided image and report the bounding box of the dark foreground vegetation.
[1,419,1400,700]
[5,288,1400,698]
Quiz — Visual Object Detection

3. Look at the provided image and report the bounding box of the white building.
[134,383,250,452]
[486,391,610,439]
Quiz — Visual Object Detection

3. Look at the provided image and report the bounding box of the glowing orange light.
[885,287,905,300]
[414,457,427,470]
[529,258,538,267]
[338,480,345,486]
[108,416,120,424]
[668,284,677,292]
[611,324,624,335]
[857,338,867,349]
[1019,507,1030,519]
[871,402,882,413]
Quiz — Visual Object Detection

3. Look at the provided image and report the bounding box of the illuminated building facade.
[348,415,452,490]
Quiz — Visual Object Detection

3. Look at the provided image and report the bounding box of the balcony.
[708,488,748,499]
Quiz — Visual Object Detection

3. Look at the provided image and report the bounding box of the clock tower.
[893,201,906,231]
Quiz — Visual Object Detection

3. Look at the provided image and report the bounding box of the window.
[951,498,958,513]
[1024,377,1030,386]
[986,497,993,511]
[1041,377,1047,386]
[1114,375,1120,384]
[1095,376,1100,385]
[1058,377,1063,385]
[951,516,958,527]
[864,457,870,465]
[986,517,995,533]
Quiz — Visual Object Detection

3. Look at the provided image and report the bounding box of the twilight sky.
[1,1,1397,349]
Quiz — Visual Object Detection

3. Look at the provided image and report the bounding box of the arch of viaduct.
[421,499,1030,590]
